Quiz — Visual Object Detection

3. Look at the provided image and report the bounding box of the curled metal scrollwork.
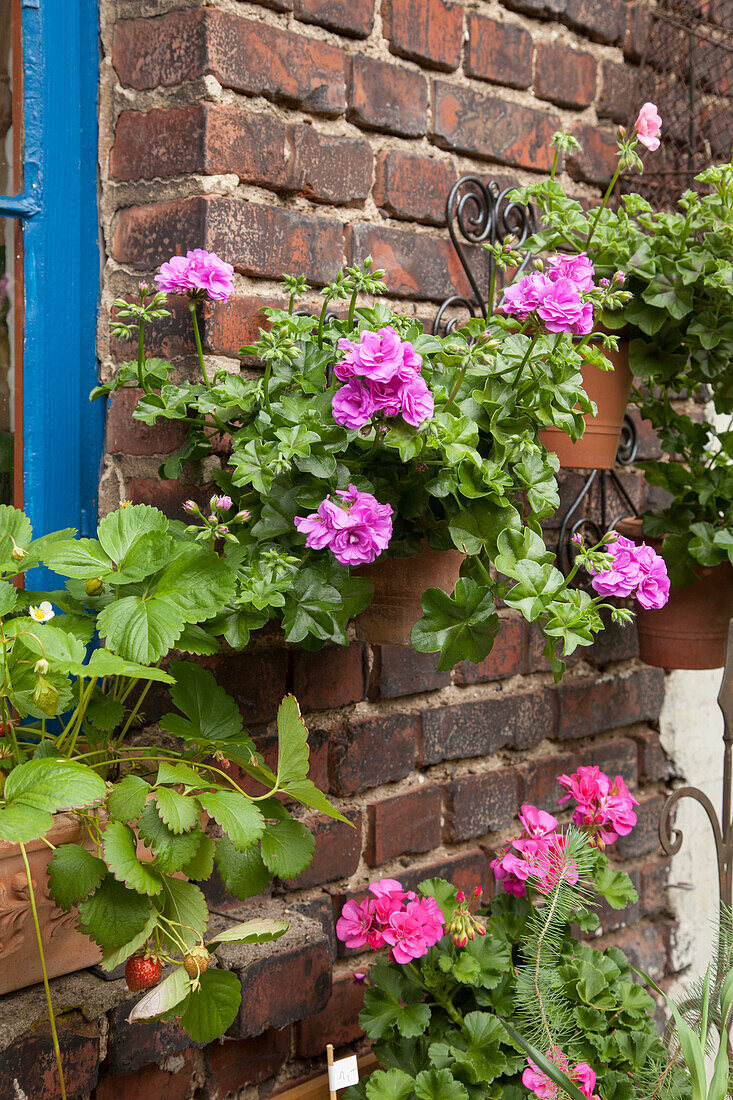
[433,177,535,336]
[659,785,729,911]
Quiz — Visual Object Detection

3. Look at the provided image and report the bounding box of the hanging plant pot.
[355,547,464,646]
[617,517,733,670]
[539,341,633,470]
[0,813,102,995]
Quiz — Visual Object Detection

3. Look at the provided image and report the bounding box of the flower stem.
[585,164,622,248]
[347,286,359,332]
[446,357,470,405]
[511,334,538,387]
[189,301,210,390]
[20,842,67,1100]
[317,294,332,348]
[262,360,273,418]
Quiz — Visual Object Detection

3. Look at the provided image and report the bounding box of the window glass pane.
[0,0,21,195]
[0,218,19,504]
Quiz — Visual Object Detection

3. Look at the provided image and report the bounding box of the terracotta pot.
[617,517,733,669]
[539,340,633,469]
[0,812,102,995]
[355,547,465,646]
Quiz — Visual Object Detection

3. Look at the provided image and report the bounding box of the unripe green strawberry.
[125,953,162,992]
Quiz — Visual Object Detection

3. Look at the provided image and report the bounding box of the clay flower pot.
[617,517,733,670]
[539,340,633,469]
[0,812,102,995]
[355,547,464,646]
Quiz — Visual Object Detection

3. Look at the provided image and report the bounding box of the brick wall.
[3,1,685,1097]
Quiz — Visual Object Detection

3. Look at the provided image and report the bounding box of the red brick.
[348,222,473,303]
[0,1017,99,1099]
[602,922,670,980]
[106,1000,193,1074]
[201,649,289,726]
[574,737,638,791]
[640,858,671,915]
[553,667,665,740]
[567,124,619,187]
[113,10,208,89]
[585,866,641,935]
[598,60,636,124]
[348,55,428,137]
[294,0,375,37]
[296,975,366,1058]
[114,197,345,287]
[517,751,577,812]
[399,848,491,899]
[432,81,560,171]
[369,643,452,698]
[444,767,520,841]
[561,0,626,45]
[292,644,367,711]
[366,785,442,865]
[627,407,662,461]
[421,688,555,765]
[615,794,665,860]
[584,614,640,665]
[227,936,333,1037]
[206,1030,290,1098]
[535,43,597,109]
[453,614,528,684]
[290,125,374,205]
[383,0,463,71]
[106,388,188,456]
[287,809,363,888]
[111,105,206,182]
[96,1048,199,1100]
[330,712,417,795]
[127,478,211,521]
[250,0,294,9]
[635,728,672,784]
[374,150,456,227]
[204,295,284,359]
[624,2,654,61]
[465,15,533,90]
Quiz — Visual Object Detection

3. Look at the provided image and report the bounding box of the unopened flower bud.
[614,271,625,284]
[234,510,251,524]
[10,541,25,562]
[138,281,149,295]
[456,890,465,903]
[533,258,544,272]
[183,500,200,516]
[599,278,610,288]
[34,658,50,675]
[85,577,104,597]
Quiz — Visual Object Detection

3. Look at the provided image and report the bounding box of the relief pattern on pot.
[0,869,78,959]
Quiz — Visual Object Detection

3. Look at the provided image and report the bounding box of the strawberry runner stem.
[19,842,67,1100]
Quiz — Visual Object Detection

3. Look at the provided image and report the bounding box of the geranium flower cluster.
[336,878,445,964]
[523,1048,600,1100]
[589,534,670,609]
[557,765,638,849]
[490,805,579,898]
[294,484,393,566]
[155,248,234,301]
[331,326,434,430]
[499,252,596,335]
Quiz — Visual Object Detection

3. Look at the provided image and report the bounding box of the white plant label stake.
[326,1044,360,1098]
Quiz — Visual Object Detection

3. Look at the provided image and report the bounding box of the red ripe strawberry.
[125,953,162,993]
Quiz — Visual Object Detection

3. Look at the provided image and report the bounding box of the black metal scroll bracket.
[659,622,733,916]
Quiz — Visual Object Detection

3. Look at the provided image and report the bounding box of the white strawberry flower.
[29,601,54,623]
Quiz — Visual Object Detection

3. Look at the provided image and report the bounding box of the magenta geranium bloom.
[294,485,393,566]
[499,271,552,321]
[590,534,670,609]
[537,277,594,335]
[155,248,234,301]
[335,326,421,384]
[332,327,432,430]
[523,1049,600,1100]
[336,878,445,965]
[332,378,377,429]
[547,252,595,292]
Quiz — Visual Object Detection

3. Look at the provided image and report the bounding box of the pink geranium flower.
[635,102,662,151]
[332,378,377,429]
[547,252,595,293]
[155,249,234,301]
[519,804,559,838]
[523,1050,600,1100]
[590,535,670,608]
[558,766,639,848]
[336,898,374,949]
[537,277,594,336]
[499,272,553,321]
[335,327,422,384]
[294,486,393,566]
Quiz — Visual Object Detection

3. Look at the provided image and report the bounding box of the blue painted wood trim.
[19,0,104,545]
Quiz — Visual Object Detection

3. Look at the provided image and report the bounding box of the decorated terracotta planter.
[539,340,633,469]
[0,812,101,995]
[617,517,733,670]
[355,547,464,646]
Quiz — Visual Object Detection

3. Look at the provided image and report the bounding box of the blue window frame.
[0,0,103,540]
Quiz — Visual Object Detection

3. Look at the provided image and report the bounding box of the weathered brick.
[366,785,442,865]
[400,848,491,898]
[290,125,374,204]
[640,858,671,915]
[292,644,367,711]
[110,105,207,182]
[106,388,187,456]
[127,478,210,521]
[584,614,640,665]
[374,150,456,227]
[286,809,362,888]
[444,767,520,840]
[562,0,627,45]
[0,1017,100,1100]
[96,1047,199,1100]
[114,197,345,287]
[250,0,294,9]
[453,615,528,684]
[585,866,641,935]
[113,10,208,89]
[295,0,375,37]
[624,2,655,61]
[627,407,662,461]
[369,643,452,698]
[296,974,366,1057]
[383,0,463,71]
[632,728,672,783]
[348,55,428,137]
[348,222,473,302]
[205,1029,290,1098]
[465,15,534,90]
[574,737,638,791]
[421,688,554,765]
[615,794,665,860]
[204,295,284,359]
[553,668,665,740]
[603,922,670,980]
[432,81,560,171]
[598,60,636,124]
[330,711,418,795]
[107,1001,192,1074]
[201,649,290,726]
[535,43,597,109]
[567,124,619,186]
